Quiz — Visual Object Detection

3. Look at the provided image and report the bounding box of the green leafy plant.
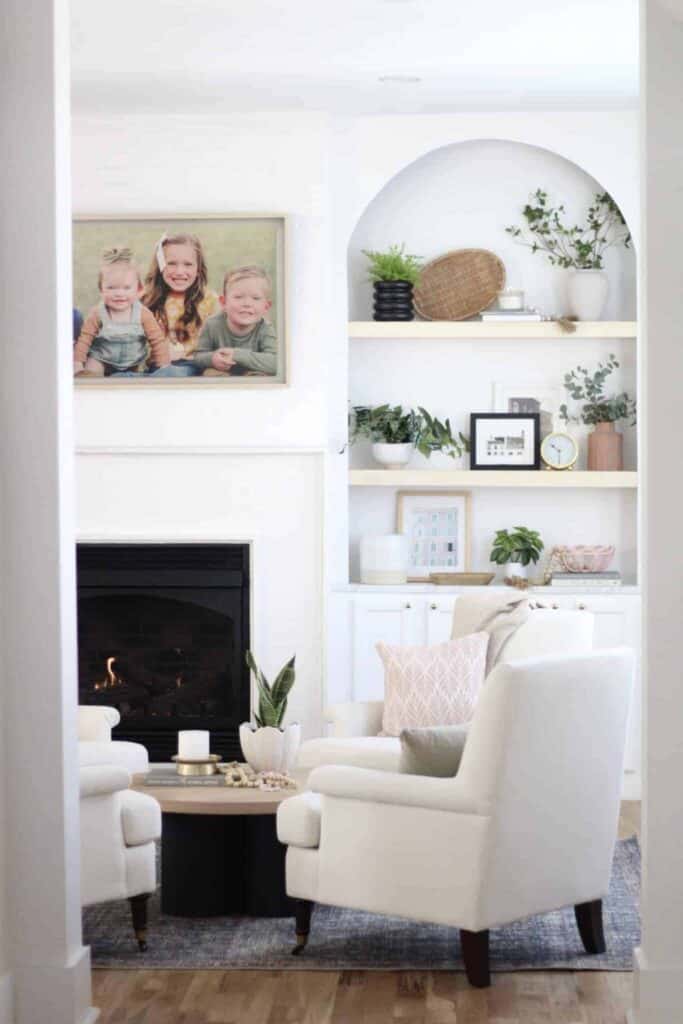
[415,407,469,459]
[246,651,296,729]
[349,404,420,444]
[506,189,631,270]
[490,527,544,567]
[559,355,637,426]
[362,243,423,284]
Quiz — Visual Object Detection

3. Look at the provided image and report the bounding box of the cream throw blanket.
[451,593,530,675]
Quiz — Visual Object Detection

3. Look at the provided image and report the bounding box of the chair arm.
[323,700,384,737]
[80,764,131,799]
[78,705,121,742]
[309,765,481,815]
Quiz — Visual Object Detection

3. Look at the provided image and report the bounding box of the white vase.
[371,442,414,469]
[503,561,528,580]
[567,269,609,321]
[239,722,301,774]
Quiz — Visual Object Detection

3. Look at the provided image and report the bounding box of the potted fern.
[349,404,420,468]
[239,652,300,773]
[489,526,544,580]
[362,243,422,321]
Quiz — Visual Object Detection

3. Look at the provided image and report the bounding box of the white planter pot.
[371,442,414,469]
[567,269,609,321]
[503,561,528,580]
[239,722,301,774]
[410,449,466,470]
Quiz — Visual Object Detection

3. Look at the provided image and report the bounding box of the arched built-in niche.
[348,138,636,322]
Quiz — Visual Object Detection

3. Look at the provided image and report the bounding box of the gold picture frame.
[396,490,472,581]
[72,213,288,388]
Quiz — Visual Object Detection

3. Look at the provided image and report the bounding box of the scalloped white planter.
[371,442,414,469]
[239,722,301,774]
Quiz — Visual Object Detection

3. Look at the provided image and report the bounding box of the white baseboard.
[0,971,13,1024]
[13,945,98,1024]
[632,946,683,1023]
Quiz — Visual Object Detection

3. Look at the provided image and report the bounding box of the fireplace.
[77,544,250,762]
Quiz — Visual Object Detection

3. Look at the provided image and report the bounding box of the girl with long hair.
[142,233,219,376]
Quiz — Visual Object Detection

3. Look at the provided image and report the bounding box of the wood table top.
[132,768,304,816]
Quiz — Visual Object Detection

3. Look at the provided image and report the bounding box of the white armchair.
[78,705,149,774]
[278,648,633,987]
[80,764,161,950]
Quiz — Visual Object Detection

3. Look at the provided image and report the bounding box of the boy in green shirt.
[194,265,277,376]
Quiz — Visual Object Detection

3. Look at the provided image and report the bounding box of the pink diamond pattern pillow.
[377,632,489,737]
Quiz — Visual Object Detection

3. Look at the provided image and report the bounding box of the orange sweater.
[74,304,171,367]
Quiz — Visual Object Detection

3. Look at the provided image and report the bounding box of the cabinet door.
[351,597,419,701]
[425,597,457,645]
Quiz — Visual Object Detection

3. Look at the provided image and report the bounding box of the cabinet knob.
[430,603,437,610]
[405,602,412,609]
[552,603,559,610]
[578,602,587,610]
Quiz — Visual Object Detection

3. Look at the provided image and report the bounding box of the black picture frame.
[470,413,541,470]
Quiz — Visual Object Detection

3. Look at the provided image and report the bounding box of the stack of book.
[479,309,543,323]
[549,571,622,588]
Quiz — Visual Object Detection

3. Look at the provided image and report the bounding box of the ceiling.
[70,0,639,116]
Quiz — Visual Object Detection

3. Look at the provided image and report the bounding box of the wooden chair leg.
[575,899,606,955]
[291,898,314,956]
[129,893,151,952]
[460,929,490,987]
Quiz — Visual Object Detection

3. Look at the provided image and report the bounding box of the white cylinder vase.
[371,442,414,469]
[567,269,609,321]
[239,722,301,774]
[360,533,408,585]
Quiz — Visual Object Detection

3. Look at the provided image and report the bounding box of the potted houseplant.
[349,404,420,468]
[506,189,631,320]
[490,526,544,580]
[362,243,423,321]
[239,652,300,773]
[415,407,470,468]
[559,355,636,471]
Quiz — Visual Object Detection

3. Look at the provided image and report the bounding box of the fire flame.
[94,657,121,691]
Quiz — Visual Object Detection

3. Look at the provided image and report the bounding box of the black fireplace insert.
[77,544,250,762]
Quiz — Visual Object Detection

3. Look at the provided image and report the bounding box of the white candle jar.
[178,730,210,760]
[497,288,525,310]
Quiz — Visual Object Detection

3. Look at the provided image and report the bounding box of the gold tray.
[429,572,495,586]
[172,754,222,776]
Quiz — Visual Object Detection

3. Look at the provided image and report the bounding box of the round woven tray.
[413,249,506,321]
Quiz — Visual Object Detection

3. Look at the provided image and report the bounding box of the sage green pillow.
[399,725,469,778]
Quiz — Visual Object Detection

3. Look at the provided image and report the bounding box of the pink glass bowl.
[555,545,616,573]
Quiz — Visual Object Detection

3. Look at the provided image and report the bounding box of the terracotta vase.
[587,421,623,471]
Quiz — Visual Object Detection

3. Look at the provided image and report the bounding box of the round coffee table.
[133,771,302,918]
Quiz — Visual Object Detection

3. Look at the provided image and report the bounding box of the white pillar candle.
[178,730,210,760]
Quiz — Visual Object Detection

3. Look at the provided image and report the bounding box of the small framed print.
[397,490,471,580]
[470,413,541,470]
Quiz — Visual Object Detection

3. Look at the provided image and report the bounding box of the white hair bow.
[155,233,168,272]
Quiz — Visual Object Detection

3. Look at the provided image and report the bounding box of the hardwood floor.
[91,802,641,1024]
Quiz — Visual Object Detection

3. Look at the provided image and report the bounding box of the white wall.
[634,2,683,1021]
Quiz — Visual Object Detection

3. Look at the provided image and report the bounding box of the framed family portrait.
[397,490,471,580]
[470,413,541,470]
[72,214,288,387]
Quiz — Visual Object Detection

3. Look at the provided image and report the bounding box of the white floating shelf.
[349,320,637,340]
[349,470,638,489]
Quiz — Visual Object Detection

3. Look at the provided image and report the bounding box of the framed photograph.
[492,382,564,437]
[470,413,541,470]
[72,213,287,387]
[397,491,471,580]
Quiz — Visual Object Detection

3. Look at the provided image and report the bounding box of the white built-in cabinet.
[328,588,641,795]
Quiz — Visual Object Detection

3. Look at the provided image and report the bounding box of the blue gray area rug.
[84,837,640,971]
